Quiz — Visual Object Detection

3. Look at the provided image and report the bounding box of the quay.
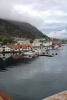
[42,91,67,100]
[40,54,54,57]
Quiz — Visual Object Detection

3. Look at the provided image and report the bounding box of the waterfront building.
[11,44,22,52]
[15,38,30,45]
[0,45,12,53]
[22,44,34,51]
[52,41,61,49]
[43,41,52,50]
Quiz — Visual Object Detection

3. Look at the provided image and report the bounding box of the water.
[0,45,67,100]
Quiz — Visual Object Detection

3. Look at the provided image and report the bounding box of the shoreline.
[42,90,67,100]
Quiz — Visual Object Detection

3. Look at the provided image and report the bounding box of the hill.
[0,19,48,39]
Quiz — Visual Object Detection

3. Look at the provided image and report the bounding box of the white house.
[11,44,22,52]
[43,41,52,50]
[0,45,12,53]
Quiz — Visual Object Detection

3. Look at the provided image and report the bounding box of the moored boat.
[22,51,35,58]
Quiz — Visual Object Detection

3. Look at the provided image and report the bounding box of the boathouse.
[22,44,34,51]
[0,45,12,53]
[11,44,22,52]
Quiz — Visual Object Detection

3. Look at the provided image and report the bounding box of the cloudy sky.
[0,0,67,39]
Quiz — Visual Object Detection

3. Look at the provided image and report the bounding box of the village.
[0,38,62,60]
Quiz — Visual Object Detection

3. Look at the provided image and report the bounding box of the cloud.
[47,30,67,39]
[0,0,67,38]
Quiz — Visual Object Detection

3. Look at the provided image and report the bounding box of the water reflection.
[0,53,12,60]
[0,53,36,71]
[0,46,67,100]
[0,49,58,71]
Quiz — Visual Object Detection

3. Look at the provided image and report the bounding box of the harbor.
[0,39,62,59]
[0,0,67,99]
[0,44,66,100]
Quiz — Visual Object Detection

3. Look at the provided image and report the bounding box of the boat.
[22,55,33,59]
[55,53,58,55]
[22,51,35,58]
[47,55,54,57]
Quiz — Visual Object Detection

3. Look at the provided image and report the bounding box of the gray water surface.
[0,45,67,100]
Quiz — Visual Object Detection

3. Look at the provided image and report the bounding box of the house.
[11,44,22,52]
[15,38,30,45]
[32,42,42,49]
[17,40,24,44]
[43,41,53,50]
[22,44,34,51]
[52,41,61,49]
[0,45,12,53]
[29,44,34,50]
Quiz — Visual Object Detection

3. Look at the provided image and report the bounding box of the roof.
[22,44,28,49]
[29,44,34,48]
[11,44,20,49]
[22,44,34,49]
[8,44,34,49]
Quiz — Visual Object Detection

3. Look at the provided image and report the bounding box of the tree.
[8,38,14,43]
[2,38,8,44]
[0,38,2,42]
[30,39,33,43]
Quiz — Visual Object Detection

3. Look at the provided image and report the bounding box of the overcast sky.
[0,0,67,39]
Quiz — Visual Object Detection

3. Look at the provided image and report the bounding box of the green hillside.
[0,19,48,39]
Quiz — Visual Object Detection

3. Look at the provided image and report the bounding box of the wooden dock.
[42,91,67,100]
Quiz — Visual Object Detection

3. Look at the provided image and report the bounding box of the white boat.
[22,55,32,59]
[34,49,46,56]
[23,51,35,58]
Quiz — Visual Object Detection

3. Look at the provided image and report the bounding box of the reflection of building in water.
[0,53,23,71]
[0,53,12,60]
[12,53,22,60]
[0,58,6,70]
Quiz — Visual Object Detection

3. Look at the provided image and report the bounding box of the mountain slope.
[0,19,48,39]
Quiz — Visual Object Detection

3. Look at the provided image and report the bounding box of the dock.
[40,54,54,57]
[42,91,67,100]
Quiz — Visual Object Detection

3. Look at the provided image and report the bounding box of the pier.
[42,91,67,100]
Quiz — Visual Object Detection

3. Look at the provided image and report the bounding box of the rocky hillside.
[0,19,48,39]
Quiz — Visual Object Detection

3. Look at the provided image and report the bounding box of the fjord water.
[0,45,67,100]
